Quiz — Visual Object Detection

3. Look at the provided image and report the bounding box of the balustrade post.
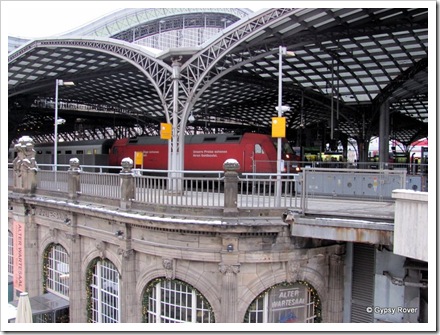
[120,158,135,210]
[68,158,81,203]
[223,159,240,216]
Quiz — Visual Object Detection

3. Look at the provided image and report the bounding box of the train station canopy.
[8,7,431,148]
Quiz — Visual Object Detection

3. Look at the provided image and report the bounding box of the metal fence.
[9,164,419,211]
[134,174,225,207]
[37,170,69,193]
[238,173,300,208]
[80,171,121,199]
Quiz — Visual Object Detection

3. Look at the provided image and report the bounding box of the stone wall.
[8,196,345,323]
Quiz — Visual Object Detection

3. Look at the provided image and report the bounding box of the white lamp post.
[275,46,295,207]
[54,79,74,175]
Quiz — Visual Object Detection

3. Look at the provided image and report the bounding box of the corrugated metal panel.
[351,243,375,322]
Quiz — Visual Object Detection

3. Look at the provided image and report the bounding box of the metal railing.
[9,163,419,212]
[297,160,428,175]
[37,170,69,193]
[131,171,300,208]
[134,174,225,207]
[81,171,121,199]
[238,173,299,208]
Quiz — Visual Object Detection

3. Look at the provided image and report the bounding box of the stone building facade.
[8,138,345,323]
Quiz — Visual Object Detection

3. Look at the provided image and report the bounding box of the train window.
[65,150,72,154]
[283,142,294,154]
[76,150,84,154]
[45,151,51,154]
[94,149,98,154]
[226,136,240,142]
[86,150,92,155]
[203,138,216,142]
[254,144,264,154]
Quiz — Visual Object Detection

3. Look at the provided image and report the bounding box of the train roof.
[126,133,246,145]
[34,139,116,148]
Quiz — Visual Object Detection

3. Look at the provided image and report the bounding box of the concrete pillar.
[68,158,81,203]
[327,253,344,322]
[223,159,240,216]
[120,158,135,210]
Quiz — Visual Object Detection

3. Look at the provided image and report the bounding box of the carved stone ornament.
[117,248,133,258]
[162,258,175,280]
[121,157,133,174]
[65,233,78,242]
[49,227,57,238]
[288,260,303,282]
[68,158,81,171]
[219,263,240,275]
[96,241,106,258]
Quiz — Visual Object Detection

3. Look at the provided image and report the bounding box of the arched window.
[245,281,321,323]
[43,243,70,298]
[142,278,214,323]
[8,230,13,276]
[86,259,120,323]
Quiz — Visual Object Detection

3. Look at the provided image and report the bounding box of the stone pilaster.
[327,253,344,322]
[118,225,137,322]
[218,263,240,322]
[65,214,84,322]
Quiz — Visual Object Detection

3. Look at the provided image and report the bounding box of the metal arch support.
[373,58,428,109]
[166,8,299,171]
[9,38,174,121]
[182,49,275,126]
[181,8,298,88]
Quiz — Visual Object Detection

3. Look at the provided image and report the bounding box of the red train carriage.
[109,133,299,174]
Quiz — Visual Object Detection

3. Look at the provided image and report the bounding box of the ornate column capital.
[118,248,134,259]
[219,263,240,275]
